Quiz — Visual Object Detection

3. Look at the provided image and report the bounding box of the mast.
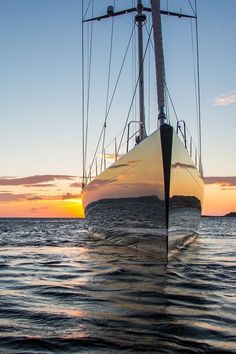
[83,2,196,136]
[150,0,166,125]
[136,0,146,141]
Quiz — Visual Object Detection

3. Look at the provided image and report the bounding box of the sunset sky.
[0,0,235,217]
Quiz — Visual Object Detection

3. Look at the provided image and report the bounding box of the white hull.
[81,124,204,259]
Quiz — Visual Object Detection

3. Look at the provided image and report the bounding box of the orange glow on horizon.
[0,198,85,218]
[203,183,236,216]
[0,182,235,218]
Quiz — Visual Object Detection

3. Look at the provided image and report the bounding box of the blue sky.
[0,0,82,176]
[0,0,235,216]
[0,0,235,178]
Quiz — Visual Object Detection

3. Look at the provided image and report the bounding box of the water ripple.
[0,217,235,353]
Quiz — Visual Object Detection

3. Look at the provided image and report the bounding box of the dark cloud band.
[204,176,236,187]
[0,175,76,186]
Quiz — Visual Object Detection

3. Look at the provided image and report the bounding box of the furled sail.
[150,0,166,124]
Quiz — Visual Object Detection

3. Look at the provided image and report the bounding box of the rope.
[194,0,203,170]
[131,0,137,129]
[105,1,115,119]
[84,0,94,173]
[187,0,196,16]
[147,16,151,134]
[105,24,135,125]
[82,0,85,186]
[190,19,199,144]
[83,0,93,20]
[117,24,153,155]
[89,125,106,178]
[87,24,136,177]
[165,84,179,123]
[101,0,115,172]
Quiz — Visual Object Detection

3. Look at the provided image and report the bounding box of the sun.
[63,197,85,218]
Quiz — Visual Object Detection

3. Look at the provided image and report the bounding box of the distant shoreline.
[202,212,236,218]
[223,212,236,217]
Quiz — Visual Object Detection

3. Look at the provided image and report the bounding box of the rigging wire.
[82,0,85,187]
[84,0,94,176]
[88,24,136,176]
[187,0,196,16]
[190,19,199,144]
[105,2,115,119]
[104,24,136,128]
[194,0,203,172]
[83,0,203,179]
[165,84,179,123]
[101,0,116,172]
[83,0,93,20]
[131,0,137,137]
[117,24,153,155]
[186,0,202,171]
[188,0,200,153]
[147,14,151,134]
[144,4,201,153]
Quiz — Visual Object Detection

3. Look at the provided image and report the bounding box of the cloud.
[0,192,80,203]
[0,193,29,202]
[24,184,56,188]
[204,176,236,188]
[0,175,76,186]
[211,91,236,106]
[0,193,46,202]
[62,193,81,200]
[27,194,80,201]
[31,206,48,213]
[27,196,42,201]
[70,182,82,188]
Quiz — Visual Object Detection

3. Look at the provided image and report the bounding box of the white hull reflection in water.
[82,126,204,259]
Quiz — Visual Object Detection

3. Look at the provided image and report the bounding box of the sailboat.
[81,0,204,260]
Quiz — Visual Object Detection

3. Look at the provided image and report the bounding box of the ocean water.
[0,218,235,354]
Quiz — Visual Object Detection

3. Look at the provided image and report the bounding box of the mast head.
[107,6,114,16]
[135,13,146,24]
